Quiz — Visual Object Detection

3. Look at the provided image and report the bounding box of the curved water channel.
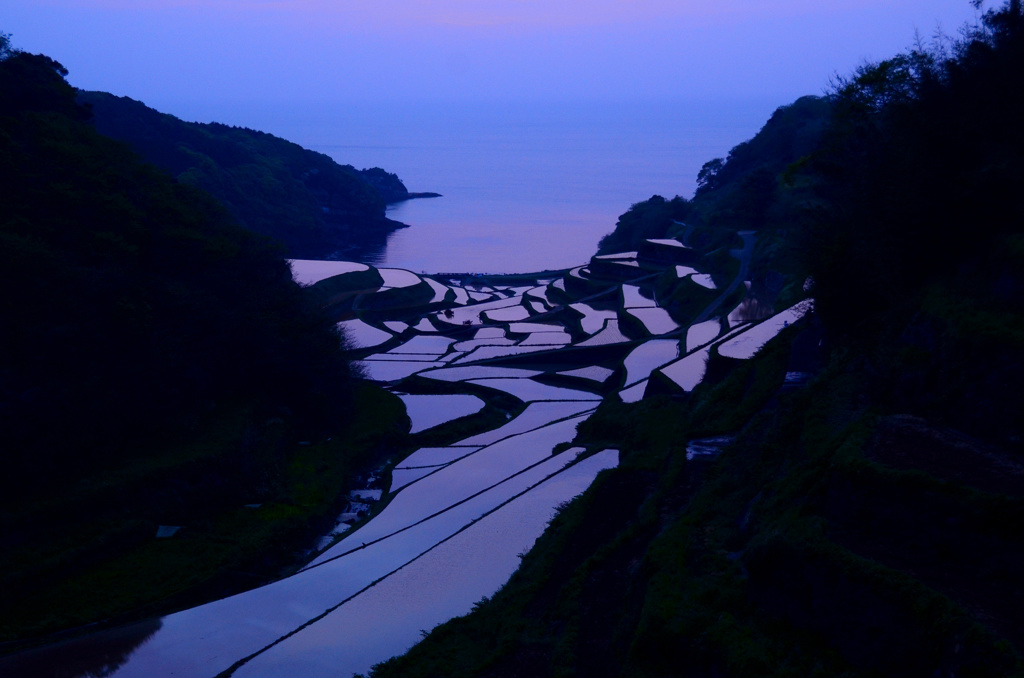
[4,242,814,678]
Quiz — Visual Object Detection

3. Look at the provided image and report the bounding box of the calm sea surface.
[258,98,780,273]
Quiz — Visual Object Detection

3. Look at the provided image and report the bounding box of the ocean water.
[230,98,780,273]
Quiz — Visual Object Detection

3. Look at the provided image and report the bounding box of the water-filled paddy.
[675,265,698,278]
[718,299,814,359]
[571,303,619,335]
[311,415,594,559]
[418,366,543,382]
[622,340,680,386]
[397,394,486,433]
[453,337,518,352]
[354,360,431,382]
[558,366,615,382]
[691,273,717,290]
[509,322,563,334]
[378,268,422,288]
[235,451,619,678]
[454,344,554,363]
[619,380,648,403]
[288,259,370,286]
[459,401,597,446]
[622,284,657,308]
[520,331,572,346]
[389,465,442,491]
[387,335,456,355]
[483,305,531,322]
[467,378,601,402]
[686,318,721,352]
[338,319,392,349]
[577,318,630,346]
[24,235,818,677]
[422,277,450,303]
[660,347,710,391]
[627,307,679,335]
[396,447,484,469]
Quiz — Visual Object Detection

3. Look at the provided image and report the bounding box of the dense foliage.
[369,3,1024,676]
[0,49,357,500]
[796,1,1024,440]
[78,91,412,259]
[596,195,692,254]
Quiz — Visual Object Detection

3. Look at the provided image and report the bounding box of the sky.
[2,1,984,120]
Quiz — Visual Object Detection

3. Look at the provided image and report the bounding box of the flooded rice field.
[7,235,814,678]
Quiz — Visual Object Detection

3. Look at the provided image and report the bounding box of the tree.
[695,158,724,194]
[0,32,13,60]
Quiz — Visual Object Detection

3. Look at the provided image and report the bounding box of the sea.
[221,98,782,274]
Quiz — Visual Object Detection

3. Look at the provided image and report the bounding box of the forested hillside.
[78,91,417,260]
[0,42,405,642]
[368,4,1024,676]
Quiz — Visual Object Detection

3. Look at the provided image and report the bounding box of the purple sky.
[4,1,982,118]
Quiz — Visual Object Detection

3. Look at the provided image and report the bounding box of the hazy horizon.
[0,0,989,272]
[3,2,982,126]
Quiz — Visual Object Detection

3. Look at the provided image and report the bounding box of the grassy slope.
[368,14,1024,672]
[368,322,1024,678]
[0,382,407,647]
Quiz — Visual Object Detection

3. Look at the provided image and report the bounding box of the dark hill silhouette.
[78,90,425,260]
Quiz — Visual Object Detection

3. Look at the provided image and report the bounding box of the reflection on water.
[459,401,597,447]
[619,380,648,403]
[660,348,710,392]
[718,300,814,360]
[54,417,593,678]
[0,618,162,678]
[419,365,542,382]
[685,318,721,352]
[337,319,392,349]
[626,307,679,335]
[576,318,630,346]
[570,303,618,335]
[467,378,601,402]
[232,450,619,678]
[397,394,485,433]
[353,360,433,382]
[396,447,483,468]
[622,340,679,386]
[287,260,370,286]
[307,415,591,570]
[386,335,455,355]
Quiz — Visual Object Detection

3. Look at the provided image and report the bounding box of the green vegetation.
[0,44,407,645]
[78,91,417,260]
[368,4,1024,675]
[0,383,407,644]
[597,195,692,255]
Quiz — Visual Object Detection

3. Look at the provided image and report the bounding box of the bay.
[243,98,779,273]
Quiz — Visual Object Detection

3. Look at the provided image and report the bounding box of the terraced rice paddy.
[686,318,722,351]
[288,259,371,286]
[338,319,392,349]
[718,299,814,359]
[571,302,619,334]
[691,273,717,289]
[397,394,485,433]
[46,243,812,677]
[577,318,631,346]
[378,268,422,289]
[627,307,679,335]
